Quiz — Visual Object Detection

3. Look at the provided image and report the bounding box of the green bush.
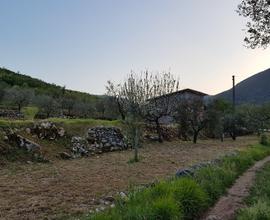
[194,166,235,204]
[150,196,181,220]
[172,178,208,219]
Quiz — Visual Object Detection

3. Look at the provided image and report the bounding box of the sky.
[0,0,269,95]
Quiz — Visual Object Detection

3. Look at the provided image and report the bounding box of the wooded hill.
[0,67,99,103]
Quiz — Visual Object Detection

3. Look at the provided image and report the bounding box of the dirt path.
[0,136,256,220]
[202,155,270,220]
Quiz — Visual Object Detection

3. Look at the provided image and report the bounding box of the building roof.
[154,88,208,100]
[170,88,208,97]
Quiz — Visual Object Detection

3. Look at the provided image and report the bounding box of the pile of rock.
[144,125,178,141]
[87,127,127,152]
[69,127,128,157]
[0,109,24,119]
[28,121,65,140]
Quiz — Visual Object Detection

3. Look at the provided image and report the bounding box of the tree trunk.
[220,133,224,142]
[230,132,236,140]
[18,104,21,112]
[155,120,163,143]
[134,127,139,162]
[193,131,198,144]
[117,101,125,120]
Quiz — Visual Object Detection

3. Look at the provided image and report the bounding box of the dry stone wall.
[70,127,128,158]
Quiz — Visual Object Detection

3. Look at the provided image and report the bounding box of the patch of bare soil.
[202,153,270,220]
[0,136,257,220]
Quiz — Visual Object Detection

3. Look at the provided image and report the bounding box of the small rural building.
[157,88,208,124]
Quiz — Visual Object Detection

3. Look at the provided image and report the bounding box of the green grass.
[79,144,270,220]
[236,162,270,220]
[0,117,121,133]
[22,106,39,120]
[0,119,34,128]
[48,118,122,136]
[49,118,121,126]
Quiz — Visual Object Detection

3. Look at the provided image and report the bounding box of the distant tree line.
[0,68,120,119]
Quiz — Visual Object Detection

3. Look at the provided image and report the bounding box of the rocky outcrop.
[70,127,128,157]
[3,129,48,162]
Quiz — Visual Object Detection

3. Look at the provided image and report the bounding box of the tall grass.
[236,162,270,220]
[82,144,270,220]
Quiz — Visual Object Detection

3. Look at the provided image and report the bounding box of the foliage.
[173,178,208,219]
[175,97,208,143]
[237,200,270,220]
[237,0,270,48]
[141,72,179,142]
[34,95,60,118]
[0,67,114,119]
[194,166,235,204]
[4,86,34,112]
[107,71,179,161]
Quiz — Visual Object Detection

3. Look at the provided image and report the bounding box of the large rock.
[30,121,65,140]
[6,130,41,152]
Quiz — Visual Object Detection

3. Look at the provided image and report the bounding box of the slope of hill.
[0,67,99,102]
[216,68,270,104]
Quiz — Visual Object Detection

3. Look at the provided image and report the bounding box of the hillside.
[216,68,270,104]
[0,67,99,103]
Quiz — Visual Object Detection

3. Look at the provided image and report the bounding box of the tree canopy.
[237,0,270,48]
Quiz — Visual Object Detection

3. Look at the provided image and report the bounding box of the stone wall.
[0,109,24,119]
[69,127,128,158]
[27,121,65,140]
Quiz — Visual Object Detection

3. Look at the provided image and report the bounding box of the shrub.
[194,166,235,204]
[172,178,208,219]
[146,181,172,199]
[150,196,181,220]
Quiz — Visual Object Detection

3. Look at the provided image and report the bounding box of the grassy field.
[85,144,270,220]
[0,117,120,134]
[236,161,270,219]
[0,136,259,220]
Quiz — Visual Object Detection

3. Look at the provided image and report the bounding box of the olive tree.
[106,81,127,120]
[175,98,208,144]
[239,103,270,134]
[141,72,179,142]
[4,86,34,112]
[107,71,179,161]
[35,95,60,118]
[237,0,270,48]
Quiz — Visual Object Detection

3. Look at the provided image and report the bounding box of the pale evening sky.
[0,0,269,95]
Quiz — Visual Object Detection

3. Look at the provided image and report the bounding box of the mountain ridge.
[216,68,270,104]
